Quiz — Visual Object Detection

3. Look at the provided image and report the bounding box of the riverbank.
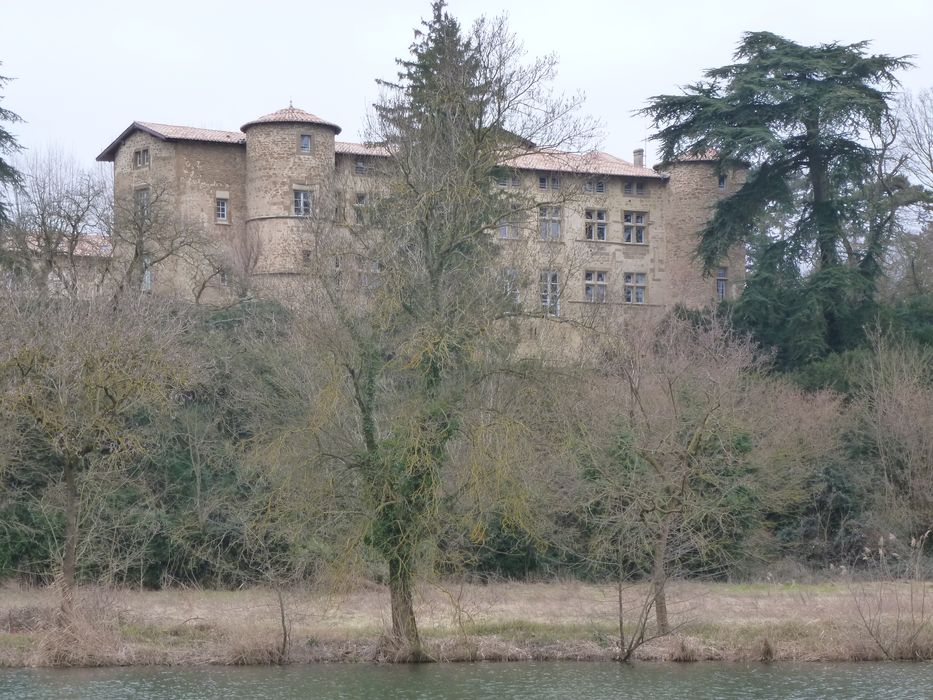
[1,580,931,667]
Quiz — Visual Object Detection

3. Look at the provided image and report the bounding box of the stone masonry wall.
[245,123,337,274]
[657,161,747,307]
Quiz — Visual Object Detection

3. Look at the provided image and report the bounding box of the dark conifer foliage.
[0,66,23,224]
[642,33,913,361]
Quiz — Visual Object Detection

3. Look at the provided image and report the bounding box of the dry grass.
[1,579,930,667]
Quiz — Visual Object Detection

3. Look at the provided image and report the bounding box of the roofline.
[98,124,667,179]
[654,156,750,169]
[96,121,248,162]
[240,119,342,135]
[96,122,170,162]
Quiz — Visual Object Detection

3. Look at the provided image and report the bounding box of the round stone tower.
[241,106,342,273]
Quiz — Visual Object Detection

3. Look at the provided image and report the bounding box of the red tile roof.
[503,149,662,179]
[97,113,659,179]
[137,122,245,144]
[97,121,245,161]
[240,106,342,134]
[335,141,389,156]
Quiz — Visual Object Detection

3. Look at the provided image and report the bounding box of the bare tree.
[0,289,197,617]
[104,178,216,302]
[854,332,933,541]
[573,314,839,646]
[257,3,597,660]
[1,149,111,298]
[898,88,933,193]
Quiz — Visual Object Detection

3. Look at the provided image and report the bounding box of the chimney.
[633,148,644,167]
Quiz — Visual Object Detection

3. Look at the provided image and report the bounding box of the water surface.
[2,661,931,699]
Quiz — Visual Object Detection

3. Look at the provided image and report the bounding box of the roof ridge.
[137,120,242,135]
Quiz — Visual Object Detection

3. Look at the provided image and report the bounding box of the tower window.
[294,189,312,216]
[716,266,728,301]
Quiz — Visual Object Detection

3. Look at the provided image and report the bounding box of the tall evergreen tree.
[641,33,911,362]
[0,65,23,225]
[286,1,593,660]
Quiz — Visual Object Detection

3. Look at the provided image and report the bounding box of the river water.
[2,661,931,699]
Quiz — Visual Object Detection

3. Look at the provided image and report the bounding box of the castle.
[97,105,745,310]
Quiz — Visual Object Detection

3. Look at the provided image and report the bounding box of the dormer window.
[299,134,313,153]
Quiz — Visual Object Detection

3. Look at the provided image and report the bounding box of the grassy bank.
[1,580,931,667]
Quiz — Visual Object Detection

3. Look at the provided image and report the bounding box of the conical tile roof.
[241,106,341,134]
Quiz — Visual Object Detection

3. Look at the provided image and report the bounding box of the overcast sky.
[2,0,931,169]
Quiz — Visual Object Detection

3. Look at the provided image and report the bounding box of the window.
[716,266,728,301]
[623,211,647,244]
[293,189,312,216]
[623,272,647,304]
[502,267,520,304]
[584,179,606,194]
[539,270,560,316]
[538,174,560,190]
[584,209,607,241]
[299,134,313,153]
[360,258,382,289]
[635,181,646,196]
[624,181,633,194]
[215,197,228,222]
[134,148,150,168]
[539,206,561,240]
[353,193,367,225]
[134,187,150,221]
[497,172,520,187]
[142,255,152,292]
[584,270,608,303]
[718,174,727,190]
[354,158,368,175]
[498,205,521,239]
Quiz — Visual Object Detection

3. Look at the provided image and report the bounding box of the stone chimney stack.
[633,148,645,167]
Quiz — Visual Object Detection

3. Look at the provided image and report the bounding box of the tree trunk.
[652,516,671,635]
[388,553,424,661]
[617,566,626,660]
[60,457,79,620]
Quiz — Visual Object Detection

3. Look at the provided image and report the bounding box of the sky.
[2,0,931,169]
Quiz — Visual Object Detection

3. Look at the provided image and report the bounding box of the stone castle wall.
[106,117,746,310]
